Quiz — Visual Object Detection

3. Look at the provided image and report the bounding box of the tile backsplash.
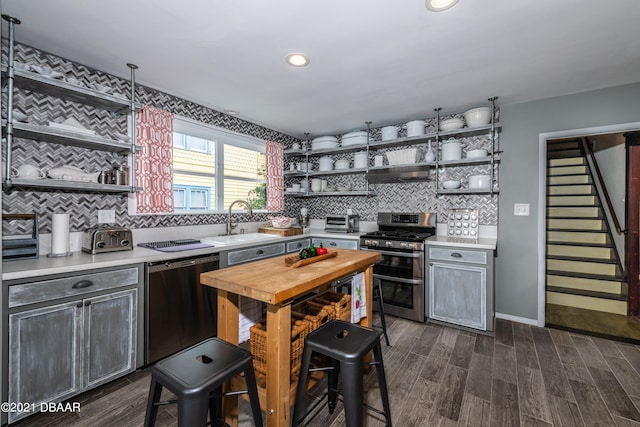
[2,42,498,236]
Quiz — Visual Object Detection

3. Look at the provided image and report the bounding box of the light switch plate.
[514,203,530,216]
[98,210,115,223]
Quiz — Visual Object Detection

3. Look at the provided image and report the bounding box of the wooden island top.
[200,248,381,427]
[200,248,382,305]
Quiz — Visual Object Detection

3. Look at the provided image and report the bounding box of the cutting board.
[284,250,338,268]
[258,226,303,237]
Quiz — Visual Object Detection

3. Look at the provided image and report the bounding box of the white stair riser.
[546,274,623,294]
[547,231,608,244]
[546,291,626,315]
[547,207,599,218]
[548,185,593,195]
[547,244,613,259]
[548,175,590,185]
[548,166,588,176]
[547,196,596,206]
[549,157,584,167]
[547,259,618,276]
[547,219,603,230]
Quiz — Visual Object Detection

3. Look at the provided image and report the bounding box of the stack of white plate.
[311,136,339,151]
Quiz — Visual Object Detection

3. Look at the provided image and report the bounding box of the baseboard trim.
[495,312,541,327]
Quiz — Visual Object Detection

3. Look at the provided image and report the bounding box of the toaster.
[324,215,360,233]
[82,225,133,254]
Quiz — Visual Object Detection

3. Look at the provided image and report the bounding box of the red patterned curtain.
[135,106,174,214]
[265,141,284,211]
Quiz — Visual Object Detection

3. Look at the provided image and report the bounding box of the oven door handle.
[361,248,424,258]
[373,274,423,285]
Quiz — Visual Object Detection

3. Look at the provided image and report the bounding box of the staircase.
[545,139,627,316]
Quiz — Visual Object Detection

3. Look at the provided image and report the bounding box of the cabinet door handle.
[72,279,94,289]
[450,252,463,258]
[330,242,337,246]
[84,301,91,306]
[76,302,83,308]
[256,249,264,255]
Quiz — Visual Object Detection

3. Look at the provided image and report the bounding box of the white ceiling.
[2,0,640,138]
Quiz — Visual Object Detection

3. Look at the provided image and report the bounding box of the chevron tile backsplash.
[2,42,498,236]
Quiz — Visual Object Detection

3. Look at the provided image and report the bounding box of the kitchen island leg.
[265,302,291,427]
[218,290,240,427]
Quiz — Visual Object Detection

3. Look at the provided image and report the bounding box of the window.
[172,117,266,213]
[173,185,210,211]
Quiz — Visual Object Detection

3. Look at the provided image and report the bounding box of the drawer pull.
[450,252,463,258]
[330,242,337,246]
[71,280,94,289]
[256,249,264,255]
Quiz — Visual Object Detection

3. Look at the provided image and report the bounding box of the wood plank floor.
[13,315,640,426]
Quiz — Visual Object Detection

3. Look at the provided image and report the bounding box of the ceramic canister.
[353,152,369,169]
[441,140,462,161]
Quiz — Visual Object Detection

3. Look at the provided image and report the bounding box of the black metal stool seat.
[144,337,263,427]
[292,320,392,427]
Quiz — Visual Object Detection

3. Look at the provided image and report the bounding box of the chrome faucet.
[226,200,253,235]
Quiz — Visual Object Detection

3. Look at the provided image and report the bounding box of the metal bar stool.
[144,337,263,427]
[292,320,392,427]
[373,280,390,346]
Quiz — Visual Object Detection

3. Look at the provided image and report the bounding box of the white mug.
[374,155,384,167]
[321,179,328,192]
[292,183,301,192]
[292,142,300,150]
[16,164,45,180]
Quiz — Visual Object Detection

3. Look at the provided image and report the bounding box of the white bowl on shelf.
[466,149,488,159]
[440,118,465,131]
[468,174,491,189]
[463,107,492,127]
[442,180,461,189]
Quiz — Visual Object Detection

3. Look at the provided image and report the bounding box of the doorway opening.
[539,125,640,342]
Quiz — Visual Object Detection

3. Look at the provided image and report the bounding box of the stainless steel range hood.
[365,165,432,183]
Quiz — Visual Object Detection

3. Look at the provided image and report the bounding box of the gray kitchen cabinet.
[427,246,494,332]
[4,265,142,424]
[286,238,311,253]
[311,237,359,250]
[222,242,286,267]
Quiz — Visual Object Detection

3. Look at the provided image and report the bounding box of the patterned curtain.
[135,106,174,214]
[265,141,284,211]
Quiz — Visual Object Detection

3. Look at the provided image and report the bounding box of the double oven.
[360,212,435,322]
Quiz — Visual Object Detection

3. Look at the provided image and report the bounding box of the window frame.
[172,116,267,214]
[172,184,211,211]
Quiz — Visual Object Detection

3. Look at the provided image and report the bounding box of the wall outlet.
[97,210,116,224]
[514,203,530,216]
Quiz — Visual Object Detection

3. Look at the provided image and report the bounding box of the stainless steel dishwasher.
[145,254,219,364]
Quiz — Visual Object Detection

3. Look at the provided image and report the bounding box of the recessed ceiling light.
[286,53,310,67]
[425,0,459,12]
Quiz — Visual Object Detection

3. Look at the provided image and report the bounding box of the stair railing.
[579,137,625,235]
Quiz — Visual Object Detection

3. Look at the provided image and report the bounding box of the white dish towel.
[351,272,367,323]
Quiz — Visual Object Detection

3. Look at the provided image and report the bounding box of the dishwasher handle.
[148,254,220,272]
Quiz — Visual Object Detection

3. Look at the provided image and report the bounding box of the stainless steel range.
[360,212,436,322]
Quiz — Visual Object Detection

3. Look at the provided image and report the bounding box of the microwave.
[325,215,360,233]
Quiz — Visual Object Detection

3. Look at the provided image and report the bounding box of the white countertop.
[426,235,497,251]
[2,228,364,282]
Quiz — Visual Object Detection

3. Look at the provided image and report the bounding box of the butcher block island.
[200,248,382,427]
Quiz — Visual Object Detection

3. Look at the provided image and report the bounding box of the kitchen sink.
[200,232,280,246]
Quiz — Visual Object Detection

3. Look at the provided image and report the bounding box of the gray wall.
[497,82,640,321]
